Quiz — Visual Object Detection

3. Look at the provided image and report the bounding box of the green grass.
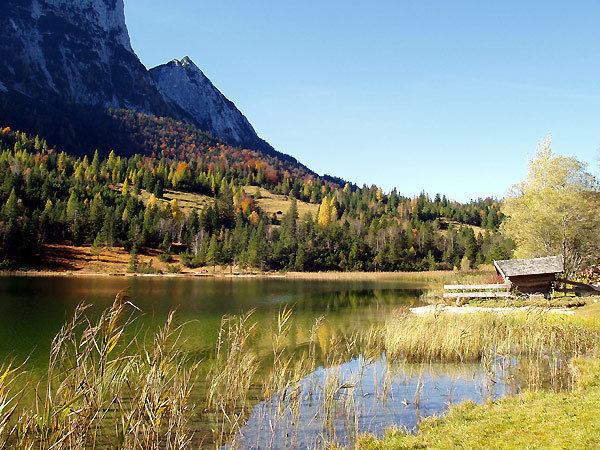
[358,383,600,449]
[359,312,600,450]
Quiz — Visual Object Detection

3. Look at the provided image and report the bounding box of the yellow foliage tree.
[147,193,158,209]
[330,204,338,222]
[248,210,260,225]
[170,199,182,222]
[121,178,129,196]
[317,197,331,227]
[501,137,600,275]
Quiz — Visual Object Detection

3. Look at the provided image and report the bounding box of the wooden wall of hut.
[507,274,556,297]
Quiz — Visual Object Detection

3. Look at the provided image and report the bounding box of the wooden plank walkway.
[443,283,513,302]
[444,283,511,291]
[443,291,512,299]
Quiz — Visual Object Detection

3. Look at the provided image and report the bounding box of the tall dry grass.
[206,309,261,446]
[0,293,598,448]
[285,267,495,285]
[381,312,600,363]
[206,306,600,447]
[0,293,198,449]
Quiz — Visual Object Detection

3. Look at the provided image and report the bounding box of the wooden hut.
[494,256,564,297]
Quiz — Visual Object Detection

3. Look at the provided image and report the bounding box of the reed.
[0,294,198,449]
[0,363,19,448]
[2,294,598,448]
[381,311,600,364]
[206,310,260,446]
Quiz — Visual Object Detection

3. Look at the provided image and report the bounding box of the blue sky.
[125,1,600,201]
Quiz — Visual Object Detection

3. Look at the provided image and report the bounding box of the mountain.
[150,57,274,154]
[0,0,298,168]
[0,0,172,115]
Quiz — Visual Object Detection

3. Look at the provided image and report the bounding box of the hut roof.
[494,256,564,278]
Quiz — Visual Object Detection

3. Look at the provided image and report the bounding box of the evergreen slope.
[0,127,512,271]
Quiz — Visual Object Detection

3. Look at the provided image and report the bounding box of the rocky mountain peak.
[0,0,169,113]
[34,0,134,53]
[1,0,296,164]
[179,56,194,66]
[150,56,266,150]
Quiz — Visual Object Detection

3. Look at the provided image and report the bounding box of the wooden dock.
[443,283,512,304]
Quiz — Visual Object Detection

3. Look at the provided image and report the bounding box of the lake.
[0,275,424,368]
[0,275,546,448]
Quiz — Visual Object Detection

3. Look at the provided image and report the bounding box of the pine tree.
[66,190,79,221]
[195,235,210,266]
[89,192,104,232]
[3,189,19,222]
[281,198,298,248]
[153,178,164,198]
[206,233,221,269]
[96,209,115,248]
[128,249,139,273]
[463,228,478,264]
[90,149,100,179]
[161,233,172,252]
[426,250,436,270]
[294,242,306,271]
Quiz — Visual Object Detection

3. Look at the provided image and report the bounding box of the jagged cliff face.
[0,0,169,112]
[150,57,266,150]
[0,0,303,166]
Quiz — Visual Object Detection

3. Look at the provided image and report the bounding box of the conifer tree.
[206,233,221,269]
[3,189,18,223]
[128,249,139,273]
[317,197,332,227]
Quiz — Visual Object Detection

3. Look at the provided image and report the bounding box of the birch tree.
[501,137,600,276]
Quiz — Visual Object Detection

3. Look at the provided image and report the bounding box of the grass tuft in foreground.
[0,293,198,449]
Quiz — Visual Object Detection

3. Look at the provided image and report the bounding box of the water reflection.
[231,352,571,449]
[0,276,423,369]
[0,276,576,449]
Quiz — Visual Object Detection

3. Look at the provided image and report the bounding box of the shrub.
[159,253,173,263]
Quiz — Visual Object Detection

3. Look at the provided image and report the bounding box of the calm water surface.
[0,276,424,368]
[0,276,535,448]
[234,356,516,449]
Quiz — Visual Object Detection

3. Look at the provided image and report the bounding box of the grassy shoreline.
[0,293,599,447]
[358,357,600,449]
[358,308,600,449]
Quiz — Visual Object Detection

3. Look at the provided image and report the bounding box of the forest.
[0,126,512,272]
